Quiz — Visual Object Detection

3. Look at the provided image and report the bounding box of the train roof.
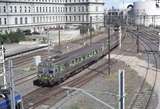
[41,37,107,64]
[42,39,107,65]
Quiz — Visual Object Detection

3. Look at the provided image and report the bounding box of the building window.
[20,6,22,13]
[69,16,71,22]
[14,6,17,13]
[40,7,42,12]
[40,17,42,22]
[74,7,76,12]
[96,6,98,11]
[15,17,18,24]
[37,17,39,23]
[82,6,84,12]
[43,7,45,12]
[36,7,39,12]
[0,18,1,25]
[74,16,76,21]
[25,6,27,12]
[25,17,28,24]
[86,6,88,11]
[46,7,48,12]
[4,18,7,25]
[52,7,54,12]
[3,6,6,13]
[33,17,35,23]
[49,7,51,12]
[69,7,71,12]
[20,17,23,24]
[28,7,31,13]
[78,7,80,12]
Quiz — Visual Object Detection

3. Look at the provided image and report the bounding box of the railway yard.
[1,26,160,109]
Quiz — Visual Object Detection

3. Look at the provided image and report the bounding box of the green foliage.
[0,29,25,44]
[80,24,89,34]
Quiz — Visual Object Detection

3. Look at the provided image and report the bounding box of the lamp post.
[47,30,50,58]
[58,25,61,47]
[158,33,160,52]
[89,16,92,46]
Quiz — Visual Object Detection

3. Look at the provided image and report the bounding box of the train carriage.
[33,37,119,87]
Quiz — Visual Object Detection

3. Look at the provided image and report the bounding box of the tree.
[0,29,25,44]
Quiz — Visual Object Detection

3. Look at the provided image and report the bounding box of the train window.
[79,57,81,62]
[58,66,61,72]
[87,54,90,58]
[60,65,65,72]
[93,51,95,55]
[75,58,78,63]
[55,69,58,73]
[95,50,98,54]
[89,52,92,57]
[72,60,74,64]
[55,65,59,73]
[83,56,85,60]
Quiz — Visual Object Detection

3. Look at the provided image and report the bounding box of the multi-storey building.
[133,0,160,26]
[0,0,104,33]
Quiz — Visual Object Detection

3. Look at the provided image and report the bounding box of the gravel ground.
[111,33,159,109]
[51,59,150,109]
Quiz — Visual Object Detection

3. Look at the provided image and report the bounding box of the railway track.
[128,29,158,109]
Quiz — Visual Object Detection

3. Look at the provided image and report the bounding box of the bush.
[80,25,89,34]
[0,29,25,44]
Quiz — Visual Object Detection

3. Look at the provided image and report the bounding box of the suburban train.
[33,37,119,87]
[0,91,23,109]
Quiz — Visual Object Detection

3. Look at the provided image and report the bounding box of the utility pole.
[8,60,15,109]
[136,26,140,53]
[47,30,50,58]
[58,25,61,47]
[119,26,122,49]
[158,33,160,52]
[108,27,111,75]
[89,16,92,46]
[119,70,125,109]
[0,44,7,89]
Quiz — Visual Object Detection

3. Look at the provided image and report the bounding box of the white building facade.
[133,0,160,26]
[0,0,104,33]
